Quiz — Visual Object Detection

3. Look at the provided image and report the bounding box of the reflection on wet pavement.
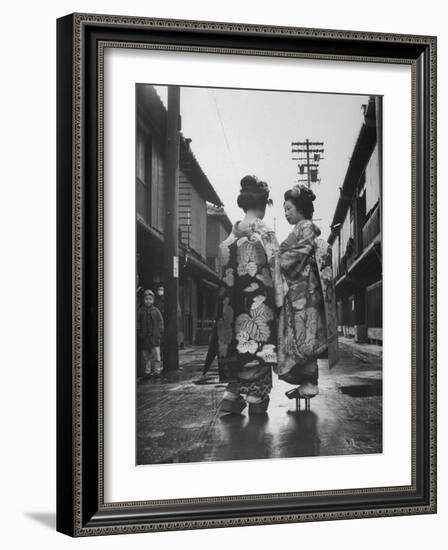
[137,343,382,464]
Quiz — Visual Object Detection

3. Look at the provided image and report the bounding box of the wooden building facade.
[136,84,232,346]
[328,96,383,344]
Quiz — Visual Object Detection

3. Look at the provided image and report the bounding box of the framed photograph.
[57,13,437,536]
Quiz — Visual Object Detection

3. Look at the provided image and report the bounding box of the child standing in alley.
[137,289,164,378]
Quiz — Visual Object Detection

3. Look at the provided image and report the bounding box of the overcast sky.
[154,85,369,243]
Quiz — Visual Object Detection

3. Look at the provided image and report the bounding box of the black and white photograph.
[0,0,441,543]
[135,84,383,465]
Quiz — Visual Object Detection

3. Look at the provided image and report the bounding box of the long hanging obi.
[216,218,283,399]
[275,219,339,381]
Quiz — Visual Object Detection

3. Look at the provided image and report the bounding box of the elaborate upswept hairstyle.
[237,175,273,212]
[283,184,316,220]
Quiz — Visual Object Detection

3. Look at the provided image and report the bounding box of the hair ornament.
[289,184,316,202]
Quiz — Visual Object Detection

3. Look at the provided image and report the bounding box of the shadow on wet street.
[137,344,382,465]
[214,414,271,461]
[281,411,321,457]
[196,409,320,462]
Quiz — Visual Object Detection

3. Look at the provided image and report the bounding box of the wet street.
[137,339,382,464]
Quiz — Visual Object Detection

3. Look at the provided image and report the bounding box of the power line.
[209,90,232,155]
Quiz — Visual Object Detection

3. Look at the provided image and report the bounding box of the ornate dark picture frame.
[56,13,437,536]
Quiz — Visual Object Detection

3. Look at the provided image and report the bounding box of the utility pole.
[291,140,325,189]
[163,86,181,371]
[306,139,311,188]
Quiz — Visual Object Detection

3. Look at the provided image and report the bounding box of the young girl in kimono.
[276,185,339,409]
[216,175,282,415]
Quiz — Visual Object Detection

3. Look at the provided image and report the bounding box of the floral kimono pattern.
[216,218,282,400]
[275,219,339,383]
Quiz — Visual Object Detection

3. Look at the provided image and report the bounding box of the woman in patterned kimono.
[216,175,282,415]
[276,185,339,409]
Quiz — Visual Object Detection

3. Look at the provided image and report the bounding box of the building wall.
[332,238,339,279]
[178,170,207,258]
[135,122,165,233]
[178,170,192,247]
[333,141,381,275]
[190,278,198,344]
[190,185,207,258]
[340,206,354,261]
[136,123,151,224]
[366,281,382,327]
[136,93,222,347]
[365,144,380,215]
[206,218,219,260]
[151,140,165,233]
[206,218,229,274]
[331,113,382,343]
